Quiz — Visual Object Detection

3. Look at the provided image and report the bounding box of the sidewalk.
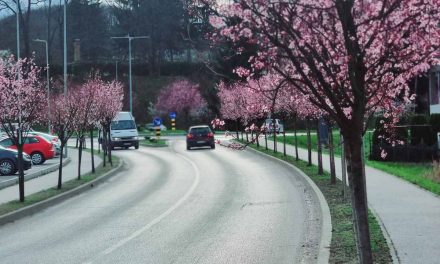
[0,147,102,205]
[264,139,440,264]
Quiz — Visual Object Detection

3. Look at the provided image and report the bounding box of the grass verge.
[139,138,168,147]
[0,154,120,216]
[273,133,438,195]
[243,141,392,263]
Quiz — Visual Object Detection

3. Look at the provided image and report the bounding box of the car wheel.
[187,145,191,150]
[135,145,139,150]
[0,159,15,175]
[31,152,45,165]
[211,144,215,149]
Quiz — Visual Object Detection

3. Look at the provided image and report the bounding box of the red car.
[0,135,56,165]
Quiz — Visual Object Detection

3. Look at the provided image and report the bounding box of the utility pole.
[111,35,149,114]
[33,39,50,133]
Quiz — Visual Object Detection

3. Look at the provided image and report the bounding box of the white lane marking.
[83,152,200,264]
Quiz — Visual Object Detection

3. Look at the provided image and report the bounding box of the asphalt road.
[0,138,324,264]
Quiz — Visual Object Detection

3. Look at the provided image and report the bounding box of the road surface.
[0,137,326,264]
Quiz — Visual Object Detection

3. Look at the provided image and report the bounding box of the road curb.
[0,157,72,190]
[245,147,332,264]
[0,159,124,226]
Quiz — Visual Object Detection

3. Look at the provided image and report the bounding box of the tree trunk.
[294,115,299,161]
[341,133,348,199]
[265,131,268,150]
[256,130,259,147]
[306,119,312,166]
[78,136,83,180]
[329,125,336,184]
[283,117,286,157]
[102,129,106,167]
[345,133,373,264]
[246,131,248,142]
[272,117,277,153]
[98,129,101,154]
[17,145,25,202]
[90,128,95,173]
[236,120,239,139]
[107,127,113,166]
[58,143,64,189]
[317,120,323,175]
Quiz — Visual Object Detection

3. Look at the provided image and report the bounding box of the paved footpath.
[262,139,440,264]
[0,147,102,205]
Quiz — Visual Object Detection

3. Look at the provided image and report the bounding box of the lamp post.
[33,39,50,133]
[63,0,67,96]
[16,1,20,60]
[111,34,149,114]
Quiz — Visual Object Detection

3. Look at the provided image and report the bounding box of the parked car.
[0,146,32,175]
[0,135,56,165]
[29,131,61,156]
[264,118,285,134]
[186,125,215,150]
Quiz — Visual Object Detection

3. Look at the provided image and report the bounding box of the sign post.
[169,112,177,131]
[153,117,162,138]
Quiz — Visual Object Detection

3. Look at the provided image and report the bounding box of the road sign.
[153,117,162,127]
[169,112,177,119]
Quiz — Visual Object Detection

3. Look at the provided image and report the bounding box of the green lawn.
[139,138,168,147]
[0,154,120,216]
[243,142,392,263]
[273,132,438,195]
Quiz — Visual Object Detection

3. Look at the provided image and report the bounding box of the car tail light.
[207,132,214,137]
[187,134,194,139]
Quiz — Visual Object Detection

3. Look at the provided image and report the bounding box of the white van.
[264,118,284,134]
[110,112,140,149]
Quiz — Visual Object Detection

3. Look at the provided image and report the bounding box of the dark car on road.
[0,146,32,175]
[186,125,215,150]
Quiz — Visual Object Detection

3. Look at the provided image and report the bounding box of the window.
[190,127,211,134]
[0,138,13,147]
[111,120,136,130]
[25,137,39,144]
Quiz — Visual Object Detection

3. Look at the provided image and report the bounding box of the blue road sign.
[169,112,177,119]
[153,117,162,127]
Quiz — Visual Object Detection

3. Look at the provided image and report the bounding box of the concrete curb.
[0,157,72,190]
[245,147,332,264]
[368,205,400,263]
[0,159,124,226]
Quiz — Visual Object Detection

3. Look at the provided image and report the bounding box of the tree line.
[0,0,210,75]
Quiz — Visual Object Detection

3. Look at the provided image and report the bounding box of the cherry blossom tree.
[0,56,46,202]
[95,80,124,167]
[74,77,101,179]
[155,79,208,125]
[206,1,440,261]
[50,89,82,189]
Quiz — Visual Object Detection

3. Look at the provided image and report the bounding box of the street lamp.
[111,34,149,114]
[16,1,20,60]
[63,0,67,96]
[33,39,50,134]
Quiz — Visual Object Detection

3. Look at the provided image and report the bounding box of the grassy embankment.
[273,132,439,195]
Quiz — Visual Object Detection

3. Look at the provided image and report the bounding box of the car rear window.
[190,127,211,134]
